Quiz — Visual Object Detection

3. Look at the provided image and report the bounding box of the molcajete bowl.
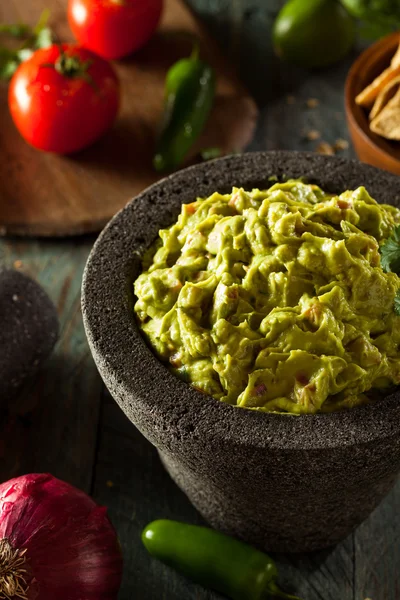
[82,151,400,553]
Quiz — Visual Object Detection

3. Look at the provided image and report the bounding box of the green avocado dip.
[133,180,400,414]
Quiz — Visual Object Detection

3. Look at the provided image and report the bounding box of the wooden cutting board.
[0,0,258,237]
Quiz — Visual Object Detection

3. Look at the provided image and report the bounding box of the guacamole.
[134,180,400,414]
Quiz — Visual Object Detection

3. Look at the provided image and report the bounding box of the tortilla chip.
[356,65,400,108]
[387,85,400,109]
[370,75,400,120]
[370,96,400,140]
[391,42,400,67]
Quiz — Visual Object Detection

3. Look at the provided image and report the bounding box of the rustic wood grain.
[354,480,400,600]
[0,239,101,491]
[1,1,399,599]
[92,393,217,600]
[0,0,257,237]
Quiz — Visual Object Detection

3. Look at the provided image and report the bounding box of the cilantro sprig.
[0,10,53,80]
[380,225,400,316]
[380,225,400,274]
[394,290,400,316]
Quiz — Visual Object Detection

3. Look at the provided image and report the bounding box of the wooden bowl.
[345,32,400,175]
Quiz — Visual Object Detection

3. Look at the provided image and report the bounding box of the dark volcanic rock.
[82,151,400,552]
[0,269,59,400]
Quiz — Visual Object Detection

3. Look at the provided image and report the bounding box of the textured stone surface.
[82,151,400,552]
[0,269,59,401]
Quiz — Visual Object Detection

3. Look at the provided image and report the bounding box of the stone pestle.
[0,268,59,401]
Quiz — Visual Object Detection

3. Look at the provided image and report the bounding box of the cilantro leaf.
[0,23,32,38]
[34,27,52,50]
[394,290,400,316]
[380,225,400,273]
[0,48,19,79]
[0,10,52,80]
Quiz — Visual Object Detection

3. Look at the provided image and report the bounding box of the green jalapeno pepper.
[153,48,216,172]
[142,520,302,600]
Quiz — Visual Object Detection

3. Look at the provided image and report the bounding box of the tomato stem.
[40,46,99,92]
[54,51,92,78]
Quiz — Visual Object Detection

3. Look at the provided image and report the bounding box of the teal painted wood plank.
[92,394,217,599]
[275,540,355,600]
[259,51,357,159]
[0,238,102,491]
[354,480,400,600]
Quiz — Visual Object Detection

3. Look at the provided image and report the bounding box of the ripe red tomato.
[8,44,120,154]
[68,0,164,60]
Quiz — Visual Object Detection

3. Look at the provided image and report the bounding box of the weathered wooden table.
[1,2,398,599]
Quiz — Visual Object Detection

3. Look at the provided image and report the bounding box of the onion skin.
[0,473,123,600]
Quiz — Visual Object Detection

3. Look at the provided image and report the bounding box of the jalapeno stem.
[266,581,302,599]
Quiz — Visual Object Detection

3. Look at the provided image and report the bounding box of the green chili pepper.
[153,48,216,172]
[142,520,302,600]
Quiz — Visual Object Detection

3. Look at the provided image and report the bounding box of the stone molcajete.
[82,151,400,552]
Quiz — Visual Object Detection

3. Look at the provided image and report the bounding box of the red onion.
[0,473,123,599]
